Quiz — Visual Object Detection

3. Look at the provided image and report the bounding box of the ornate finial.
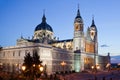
[90,15,97,33]
[43,9,45,15]
[91,15,97,30]
[77,5,80,16]
[92,15,95,25]
[76,4,81,17]
[78,3,79,9]
[92,15,94,20]
[42,9,46,22]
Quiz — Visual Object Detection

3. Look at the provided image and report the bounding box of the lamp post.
[38,64,44,79]
[94,48,97,73]
[106,63,111,72]
[96,65,100,70]
[33,64,35,67]
[21,65,26,77]
[60,61,66,80]
[60,61,66,74]
[39,65,44,72]
[91,66,94,73]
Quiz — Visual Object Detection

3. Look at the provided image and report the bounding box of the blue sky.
[0,0,120,56]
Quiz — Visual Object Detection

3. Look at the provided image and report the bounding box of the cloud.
[111,56,120,63]
[111,58,115,60]
[100,44,109,47]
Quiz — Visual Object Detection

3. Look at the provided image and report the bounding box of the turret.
[74,8,83,32]
[73,6,84,52]
[89,16,98,54]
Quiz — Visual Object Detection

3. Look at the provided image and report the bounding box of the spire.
[92,15,95,26]
[77,9,80,17]
[76,4,81,18]
[90,15,96,28]
[74,4,83,23]
[77,4,80,16]
[42,9,46,23]
[90,15,97,33]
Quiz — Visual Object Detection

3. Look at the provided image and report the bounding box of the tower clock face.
[75,25,79,31]
[91,32,94,36]
[90,31,95,40]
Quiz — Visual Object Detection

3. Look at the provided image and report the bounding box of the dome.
[35,22,53,32]
[35,14,53,32]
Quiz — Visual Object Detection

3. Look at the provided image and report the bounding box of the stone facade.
[0,43,74,74]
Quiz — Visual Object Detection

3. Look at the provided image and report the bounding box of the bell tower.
[89,17,98,53]
[73,7,84,53]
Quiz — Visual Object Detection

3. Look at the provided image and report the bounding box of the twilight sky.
[0,0,120,56]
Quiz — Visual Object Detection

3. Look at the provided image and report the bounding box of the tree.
[32,50,43,78]
[23,52,33,77]
[22,51,43,78]
[33,50,42,65]
[24,53,33,69]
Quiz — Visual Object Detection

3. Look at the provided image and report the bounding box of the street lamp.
[106,63,111,72]
[60,61,66,73]
[96,65,100,70]
[39,65,44,72]
[91,66,94,73]
[22,65,26,71]
[33,64,35,67]
[91,66,94,69]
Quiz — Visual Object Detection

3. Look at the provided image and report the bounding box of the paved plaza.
[0,70,120,80]
[58,70,120,80]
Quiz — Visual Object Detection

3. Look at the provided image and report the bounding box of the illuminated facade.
[0,8,110,74]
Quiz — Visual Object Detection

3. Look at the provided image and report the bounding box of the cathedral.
[0,7,110,74]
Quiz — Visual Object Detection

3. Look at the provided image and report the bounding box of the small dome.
[35,14,53,32]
